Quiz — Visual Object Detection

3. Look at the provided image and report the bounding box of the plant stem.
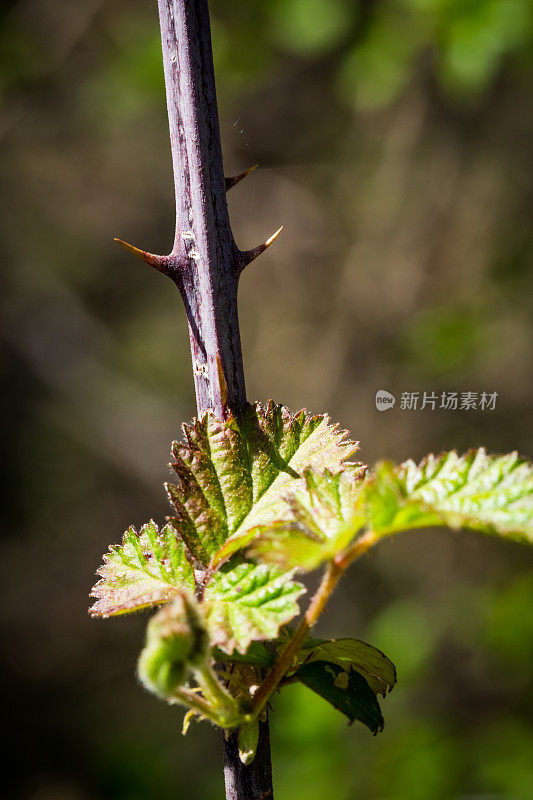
[157,0,245,417]
[172,687,227,725]
[153,1,276,796]
[251,531,377,718]
[194,664,241,724]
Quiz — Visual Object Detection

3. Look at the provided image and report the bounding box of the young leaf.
[246,450,533,577]
[367,449,533,542]
[212,641,276,668]
[296,638,397,697]
[294,661,384,734]
[247,467,367,570]
[184,402,357,567]
[89,521,194,617]
[203,562,305,654]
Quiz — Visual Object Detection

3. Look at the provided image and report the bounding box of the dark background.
[2,0,533,798]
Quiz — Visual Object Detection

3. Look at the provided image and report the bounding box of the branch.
[151,1,276,796]
[115,0,283,418]
[250,531,377,719]
[156,0,247,417]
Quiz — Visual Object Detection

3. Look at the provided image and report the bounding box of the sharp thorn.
[114,238,167,271]
[263,225,284,248]
[216,355,229,408]
[225,164,258,191]
[240,226,283,268]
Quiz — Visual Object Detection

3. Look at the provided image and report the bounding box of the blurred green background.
[2,0,533,798]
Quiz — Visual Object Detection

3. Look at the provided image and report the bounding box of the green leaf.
[367,449,533,542]
[182,402,357,567]
[247,521,328,571]
[212,641,276,668]
[89,521,194,617]
[247,467,367,570]
[297,637,397,697]
[245,449,532,579]
[203,562,305,654]
[294,660,384,734]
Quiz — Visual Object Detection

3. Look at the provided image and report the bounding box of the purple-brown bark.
[157,0,245,417]
[116,0,280,419]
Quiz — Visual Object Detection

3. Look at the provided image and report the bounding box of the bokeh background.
[2,0,533,798]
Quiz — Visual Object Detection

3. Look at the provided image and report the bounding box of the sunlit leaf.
[247,467,367,570]
[367,449,533,542]
[247,449,532,577]
[90,521,194,617]
[203,562,305,654]
[205,402,358,566]
[91,402,355,620]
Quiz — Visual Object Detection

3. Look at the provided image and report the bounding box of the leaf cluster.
[89,401,533,752]
[91,402,354,641]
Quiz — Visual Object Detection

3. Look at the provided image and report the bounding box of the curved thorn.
[240,226,283,270]
[225,164,258,191]
[114,238,167,272]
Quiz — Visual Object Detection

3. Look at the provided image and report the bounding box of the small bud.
[137,592,208,698]
[238,720,260,765]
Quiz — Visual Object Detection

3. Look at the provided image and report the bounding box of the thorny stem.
[156,0,245,417]
[250,531,378,719]
[117,0,282,419]
[146,1,278,797]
